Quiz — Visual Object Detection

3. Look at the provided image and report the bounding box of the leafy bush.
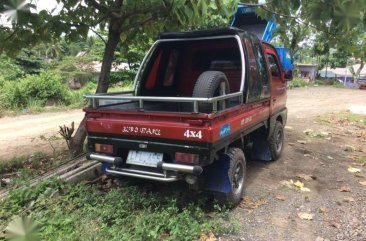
[288,77,310,88]
[0,55,25,80]
[65,82,97,108]
[109,70,137,85]
[20,71,69,105]
[0,71,69,109]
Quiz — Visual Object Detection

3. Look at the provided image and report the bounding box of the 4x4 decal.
[184,130,203,139]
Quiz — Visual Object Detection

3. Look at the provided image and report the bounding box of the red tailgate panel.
[85,100,270,144]
[86,118,212,142]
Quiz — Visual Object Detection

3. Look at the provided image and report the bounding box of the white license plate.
[126,151,163,167]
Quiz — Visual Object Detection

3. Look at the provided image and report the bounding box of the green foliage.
[288,77,310,88]
[15,48,48,75]
[0,180,237,241]
[0,71,69,109]
[19,71,69,105]
[0,55,25,80]
[109,70,137,85]
[54,56,97,84]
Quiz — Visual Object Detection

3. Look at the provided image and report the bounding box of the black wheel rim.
[275,128,283,153]
[232,161,244,193]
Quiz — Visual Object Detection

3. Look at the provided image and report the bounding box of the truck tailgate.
[84,109,212,143]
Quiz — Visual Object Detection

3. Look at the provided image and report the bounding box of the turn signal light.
[95,143,113,153]
[175,152,199,164]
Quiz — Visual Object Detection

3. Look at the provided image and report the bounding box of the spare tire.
[192,71,230,113]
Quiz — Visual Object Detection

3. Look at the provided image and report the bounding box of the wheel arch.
[268,108,288,139]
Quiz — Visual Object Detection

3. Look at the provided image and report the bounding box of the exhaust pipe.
[86,153,123,166]
[157,162,202,175]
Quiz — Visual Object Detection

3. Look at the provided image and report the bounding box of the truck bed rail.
[84,91,243,113]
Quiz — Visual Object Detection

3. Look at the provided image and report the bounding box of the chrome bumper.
[87,153,203,182]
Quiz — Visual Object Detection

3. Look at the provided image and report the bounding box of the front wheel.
[269,121,284,161]
[214,148,246,207]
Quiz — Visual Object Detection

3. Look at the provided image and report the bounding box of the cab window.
[244,35,270,103]
[267,54,281,78]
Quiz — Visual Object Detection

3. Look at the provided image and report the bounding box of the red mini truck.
[84,27,291,206]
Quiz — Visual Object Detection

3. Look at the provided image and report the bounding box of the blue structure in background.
[231,4,294,71]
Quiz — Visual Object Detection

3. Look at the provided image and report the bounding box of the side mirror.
[284,70,293,81]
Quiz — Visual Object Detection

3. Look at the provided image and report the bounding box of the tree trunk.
[69,27,121,156]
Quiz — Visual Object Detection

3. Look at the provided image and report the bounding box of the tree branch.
[89,28,107,45]
[120,16,156,32]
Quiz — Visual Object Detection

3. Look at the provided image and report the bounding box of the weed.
[303,129,330,139]
[332,81,346,88]
[288,77,310,88]
[358,156,366,165]
[316,111,366,128]
[0,180,237,241]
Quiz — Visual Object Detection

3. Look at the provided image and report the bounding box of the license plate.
[126,151,163,167]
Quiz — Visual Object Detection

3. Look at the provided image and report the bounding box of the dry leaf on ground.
[327,220,341,229]
[347,166,361,173]
[297,212,314,220]
[275,195,287,201]
[198,231,217,241]
[297,140,307,144]
[293,180,304,189]
[297,174,316,181]
[281,179,311,192]
[343,197,355,202]
[319,207,329,213]
[337,186,352,192]
[240,196,267,209]
[359,180,366,186]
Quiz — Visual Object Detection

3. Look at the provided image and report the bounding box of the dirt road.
[0,110,84,160]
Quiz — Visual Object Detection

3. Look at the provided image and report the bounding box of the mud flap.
[203,154,232,193]
[249,129,272,161]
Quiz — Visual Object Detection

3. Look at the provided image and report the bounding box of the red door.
[264,46,287,114]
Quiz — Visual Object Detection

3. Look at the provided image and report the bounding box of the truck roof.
[160,27,244,39]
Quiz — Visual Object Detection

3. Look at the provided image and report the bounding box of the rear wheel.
[214,148,246,207]
[192,71,230,113]
[269,121,284,161]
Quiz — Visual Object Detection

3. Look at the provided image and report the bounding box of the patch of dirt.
[0,110,84,160]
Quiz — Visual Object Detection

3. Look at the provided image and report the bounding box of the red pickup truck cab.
[84,27,291,206]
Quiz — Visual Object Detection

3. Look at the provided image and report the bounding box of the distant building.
[320,64,366,87]
[296,64,318,81]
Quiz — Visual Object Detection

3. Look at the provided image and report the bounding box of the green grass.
[0,180,237,241]
[358,156,366,165]
[288,77,310,88]
[316,111,366,127]
[0,151,69,189]
[0,81,133,117]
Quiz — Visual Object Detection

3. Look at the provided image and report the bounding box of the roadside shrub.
[0,71,69,109]
[65,82,97,108]
[109,69,137,85]
[19,71,69,105]
[288,77,310,88]
[0,55,24,80]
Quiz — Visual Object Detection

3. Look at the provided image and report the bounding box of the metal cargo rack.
[84,91,243,114]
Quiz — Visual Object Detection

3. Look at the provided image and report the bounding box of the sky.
[0,0,61,25]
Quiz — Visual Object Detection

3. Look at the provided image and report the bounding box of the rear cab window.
[243,34,270,103]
